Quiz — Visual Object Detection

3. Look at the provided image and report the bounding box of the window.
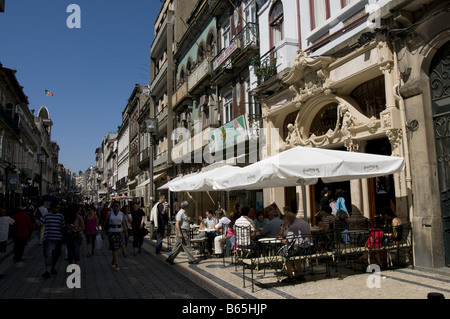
[207,32,215,56]
[223,92,233,124]
[310,103,338,136]
[351,76,386,119]
[270,1,284,47]
[197,44,205,62]
[310,0,330,30]
[222,18,231,49]
[244,0,256,25]
[341,0,357,8]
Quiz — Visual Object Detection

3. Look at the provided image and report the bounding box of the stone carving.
[282,97,365,150]
[284,50,335,105]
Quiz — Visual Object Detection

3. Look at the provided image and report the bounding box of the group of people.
[163,202,288,266]
[0,199,153,279]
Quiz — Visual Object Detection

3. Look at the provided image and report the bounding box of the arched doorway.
[429,40,450,266]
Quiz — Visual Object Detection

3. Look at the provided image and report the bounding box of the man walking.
[36,201,65,279]
[155,195,168,254]
[165,201,198,265]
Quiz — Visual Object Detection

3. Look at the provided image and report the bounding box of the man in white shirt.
[166,201,198,265]
[234,206,255,248]
[213,209,231,257]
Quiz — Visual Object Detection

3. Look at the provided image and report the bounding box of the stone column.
[344,139,368,229]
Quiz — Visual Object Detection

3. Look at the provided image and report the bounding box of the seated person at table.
[213,209,231,257]
[234,206,256,249]
[195,210,216,255]
[278,212,314,283]
[254,212,268,235]
[319,206,338,232]
[261,210,283,238]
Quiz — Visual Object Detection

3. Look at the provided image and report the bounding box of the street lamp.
[145,118,158,210]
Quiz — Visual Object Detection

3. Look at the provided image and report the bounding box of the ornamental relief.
[283,50,335,106]
[281,96,381,150]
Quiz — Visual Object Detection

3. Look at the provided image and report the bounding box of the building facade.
[254,0,450,270]
[0,63,60,212]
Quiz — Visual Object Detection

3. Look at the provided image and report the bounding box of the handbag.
[95,233,103,250]
[141,226,149,237]
[336,209,348,221]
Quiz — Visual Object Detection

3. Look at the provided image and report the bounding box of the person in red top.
[11,206,34,262]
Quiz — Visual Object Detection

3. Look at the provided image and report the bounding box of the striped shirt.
[37,213,65,240]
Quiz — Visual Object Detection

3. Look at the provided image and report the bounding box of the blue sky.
[0,0,159,174]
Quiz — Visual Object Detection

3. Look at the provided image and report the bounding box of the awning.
[136,172,166,189]
[212,146,405,191]
[161,165,241,192]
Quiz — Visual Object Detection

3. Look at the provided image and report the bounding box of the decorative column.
[344,139,369,229]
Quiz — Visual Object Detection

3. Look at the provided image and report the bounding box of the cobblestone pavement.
[1,230,450,301]
[0,233,219,299]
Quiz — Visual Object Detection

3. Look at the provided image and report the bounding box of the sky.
[0,0,160,174]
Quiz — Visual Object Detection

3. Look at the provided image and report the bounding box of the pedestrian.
[335,188,350,244]
[64,204,85,265]
[165,201,198,265]
[0,207,15,276]
[84,205,99,257]
[99,202,110,230]
[11,206,34,262]
[34,201,48,245]
[130,203,146,256]
[36,201,65,279]
[155,195,169,254]
[121,204,132,257]
[102,200,128,270]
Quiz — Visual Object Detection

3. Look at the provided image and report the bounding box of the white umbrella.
[164,165,242,192]
[212,146,405,191]
[158,175,183,190]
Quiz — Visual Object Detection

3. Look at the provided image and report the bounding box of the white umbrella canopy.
[158,175,183,190]
[212,146,405,191]
[164,165,242,192]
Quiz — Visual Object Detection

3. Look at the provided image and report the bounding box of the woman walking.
[102,201,128,270]
[64,204,85,265]
[84,205,99,257]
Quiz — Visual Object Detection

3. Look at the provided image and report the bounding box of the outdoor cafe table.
[257,237,284,256]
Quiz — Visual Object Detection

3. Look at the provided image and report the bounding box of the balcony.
[172,82,190,109]
[154,152,168,167]
[211,23,259,83]
[171,127,216,163]
[209,0,228,17]
[150,60,167,93]
[256,46,278,84]
[188,57,213,96]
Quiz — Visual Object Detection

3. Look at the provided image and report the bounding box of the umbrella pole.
[301,185,307,222]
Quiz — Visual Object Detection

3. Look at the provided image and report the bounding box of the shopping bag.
[95,233,103,250]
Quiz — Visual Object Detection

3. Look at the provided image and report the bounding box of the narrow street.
[0,232,221,299]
